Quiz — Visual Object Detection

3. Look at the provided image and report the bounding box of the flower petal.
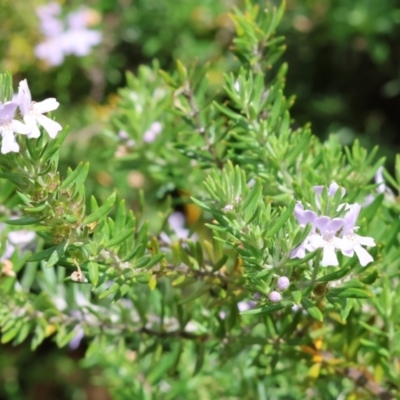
[375,167,385,194]
[1,129,19,154]
[327,218,345,233]
[354,245,374,267]
[290,242,307,259]
[321,244,339,267]
[355,234,375,247]
[294,202,317,226]
[0,102,18,123]
[34,98,59,114]
[343,203,361,234]
[17,80,31,116]
[307,233,324,250]
[24,115,40,138]
[11,120,30,134]
[37,115,62,138]
[313,216,330,233]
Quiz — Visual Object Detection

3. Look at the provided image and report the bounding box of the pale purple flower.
[313,182,345,209]
[18,79,62,139]
[290,240,308,259]
[62,29,102,57]
[39,17,63,37]
[126,139,135,148]
[143,122,163,143]
[313,182,345,198]
[277,276,290,291]
[151,122,162,135]
[118,130,129,140]
[168,212,189,239]
[269,291,282,303]
[0,101,30,154]
[69,325,85,350]
[67,8,90,30]
[340,203,375,266]
[294,202,317,227]
[237,300,257,312]
[306,217,345,267]
[35,4,101,65]
[35,38,66,66]
[36,2,61,19]
[223,204,234,212]
[159,212,196,243]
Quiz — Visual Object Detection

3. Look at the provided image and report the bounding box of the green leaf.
[193,342,205,376]
[1,324,21,344]
[240,304,285,315]
[45,240,69,269]
[328,287,370,299]
[83,192,116,225]
[5,216,45,226]
[60,162,90,191]
[301,298,323,321]
[27,246,58,262]
[317,265,353,283]
[88,262,100,287]
[213,101,245,121]
[266,201,295,238]
[104,228,135,248]
[99,283,120,299]
[291,290,302,304]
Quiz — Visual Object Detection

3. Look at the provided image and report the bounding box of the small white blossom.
[223,204,234,212]
[340,203,375,266]
[17,79,62,139]
[306,217,345,267]
[0,101,30,154]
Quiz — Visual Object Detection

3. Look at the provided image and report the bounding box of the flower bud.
[269,291,282,303]
[277,276,290,291]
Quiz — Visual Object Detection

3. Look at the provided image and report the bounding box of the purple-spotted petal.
[321,245,339,267]
[1,129,19,154]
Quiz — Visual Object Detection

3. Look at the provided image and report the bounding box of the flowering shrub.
[1,1,400,399]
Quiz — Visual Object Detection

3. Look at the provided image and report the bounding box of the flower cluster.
[291,183,376,267]
[35,2,102,66]
[0,80,61,154]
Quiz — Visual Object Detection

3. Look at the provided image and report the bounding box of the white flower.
[305,216,345,267]
[0,101,30,154]
[340,203,375,266]
[17,79,62,139]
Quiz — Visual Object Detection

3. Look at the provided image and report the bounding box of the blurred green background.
[1,0,400,398]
